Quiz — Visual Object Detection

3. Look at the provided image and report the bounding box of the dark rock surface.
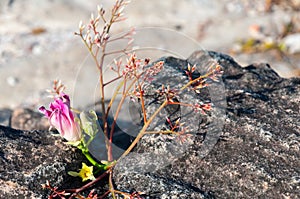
[113,51,300,198]
[0,125,100,198]
[0,51,299,198]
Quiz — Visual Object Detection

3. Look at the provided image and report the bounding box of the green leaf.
[68,171,80,177]
[80,110,99,138]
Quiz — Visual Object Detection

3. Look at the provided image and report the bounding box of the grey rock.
[0,108,12,126]
[0,125,97,198]
[10,108,50,131]
[283,33,300,54]
[0,51,299,198]
[113,51,300,198]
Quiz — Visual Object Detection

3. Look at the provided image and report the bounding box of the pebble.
[283,33,300,54]
[6,76,19,87]
[31,43,43,55]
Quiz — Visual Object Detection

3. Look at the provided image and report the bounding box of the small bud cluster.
[75,0,132,50]
[185,64,196,81]
[165,117,192,144]
[110,58,123,76]
[77,8,110,48]
[111,0,131,23]
[184,64,207,93]
[122,53,143,78]
[156,85,178,102]
[166,117,185,132]
[193,102,212,115]
[207,63,223,82]
[110,54,164,102]
[121,57,163,80]
[144,61,164,82]
[184,62,223,93]
[46,80,65,98]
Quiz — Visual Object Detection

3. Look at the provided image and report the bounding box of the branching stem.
[117,100,168,161]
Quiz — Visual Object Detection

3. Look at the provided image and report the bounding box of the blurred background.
[0,0,299,109]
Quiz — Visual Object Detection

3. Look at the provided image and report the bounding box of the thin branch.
[117,100,168,161]
[104,49,128,56]
[65,170,110,197]
[99,190,110,199]
[137,81,147,123]
[106,32,133,43]
[180,68,215,91]
[103,75,122,87]
[108,77,138,160]
[109,170,116,199]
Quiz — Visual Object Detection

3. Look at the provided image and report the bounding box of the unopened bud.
[79,20,83,29]
[103,33,110,40]
[91,13,94,21]
[97,5,102,12]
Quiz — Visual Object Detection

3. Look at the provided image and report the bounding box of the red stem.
[66,170,110,198]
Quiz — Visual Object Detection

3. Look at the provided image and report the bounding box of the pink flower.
[39,93,81,142]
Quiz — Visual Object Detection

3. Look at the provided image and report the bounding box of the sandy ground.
[0,0,299,109]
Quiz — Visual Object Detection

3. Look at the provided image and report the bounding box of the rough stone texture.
[0,51,299,198]
[0,125,106,198]
[113,51,300,198]
[10,108,50,131]
[0,107,50,131]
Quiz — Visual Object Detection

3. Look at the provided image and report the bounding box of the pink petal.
[39,106,52,118]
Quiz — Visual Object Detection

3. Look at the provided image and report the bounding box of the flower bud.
[39,93,81,142]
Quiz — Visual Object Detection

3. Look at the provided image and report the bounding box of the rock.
[0,125,95,198]
[113,51,300,198]
[10,107,50,131]
[0,108,12,126]
[283,33,300,54]
[6,76,19,87]
[0,51,299,198]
